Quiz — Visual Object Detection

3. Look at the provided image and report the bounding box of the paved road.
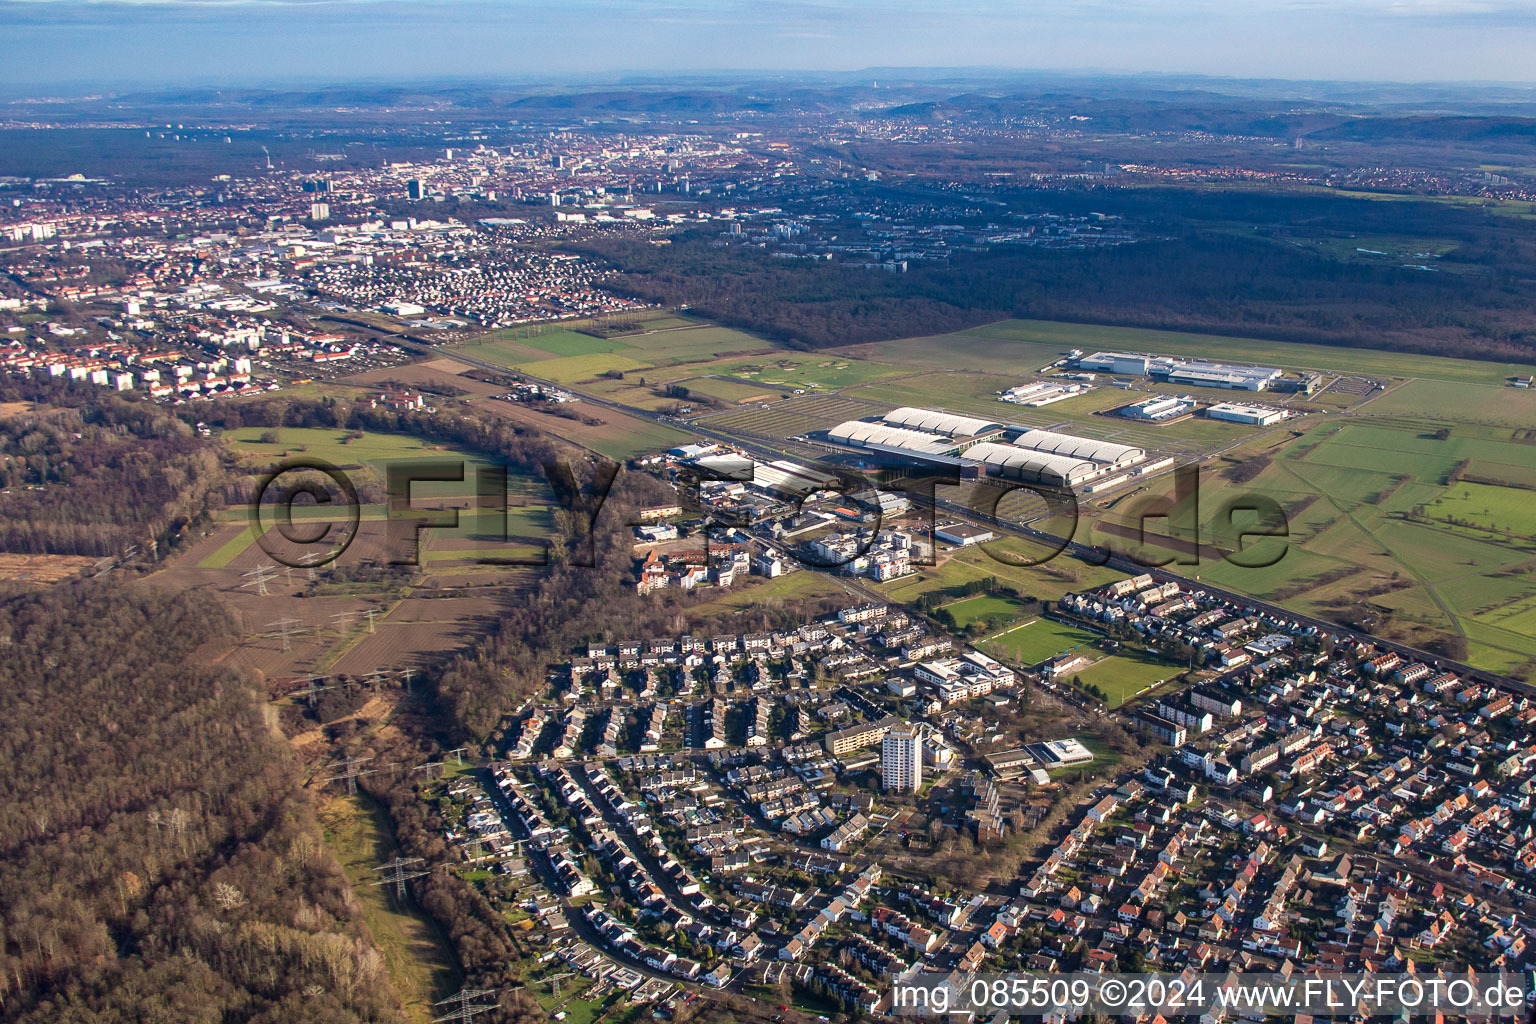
[340,314,1525,699]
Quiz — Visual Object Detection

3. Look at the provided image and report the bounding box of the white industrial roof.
[881,407,1004,438]
[828,420,957,454]
[962,441,1098,486]
[1207,402,1274,416]
[692,454,835,495]
[1011,428,1144,466]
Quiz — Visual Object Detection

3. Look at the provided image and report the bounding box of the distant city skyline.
[3,0,1536,90]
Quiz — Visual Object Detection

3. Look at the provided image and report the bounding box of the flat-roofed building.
[825,715,898,756]
[1205,402,1288,426]
[1079,352,1152,375]
[882,727,923,793]
[1077,351,1281,391]
[983,747,1038,779]
[1120,395,1196,421]
[1164,363,1281,391]
[935,523,995,547]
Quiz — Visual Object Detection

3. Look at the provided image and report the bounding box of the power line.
[320,754,378,796]
[432,987,496,1024]
[374,855,429,904]
[241,563,278,596]
[267,616,302,652]
[288,674,335,707]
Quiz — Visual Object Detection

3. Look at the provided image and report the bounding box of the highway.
[336,313,1526,698]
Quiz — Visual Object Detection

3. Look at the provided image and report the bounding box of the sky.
[3,0,1536,90]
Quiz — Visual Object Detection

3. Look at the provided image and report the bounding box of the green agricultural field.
[452,316,779,375]
[875,556,1001,602]
[221,426,555,530]
[680,376,787,403]
[1462,458,1536,490]
[1365,379,1536,427]
[223,427,549,503]
[199,524,259,569]
[1190,544,1355,602]
[981,617,1104,666]
[567,374,678,410]
[581,417,697,461]
[447,337,549,366]
[516,327,632,357]
[420,543,547,564]
[1301,421,1527,476]
[223,426,483,470]
[412,503,557,550]
[1427,481,1536,539]
[687,569,846,613]
[712,353,907,390]
[622,324,778,363]
[945,537,1129,601]
[841,371,1023,418]
[875,535,1108,604]
[511,352,652,383]
[1083,414,1536,672]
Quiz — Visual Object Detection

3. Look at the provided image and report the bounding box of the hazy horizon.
[4,0,1536,92]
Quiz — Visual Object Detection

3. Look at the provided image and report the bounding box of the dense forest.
[0,582,403,1022]
[581,196,1536,364]
[0,383,226,558]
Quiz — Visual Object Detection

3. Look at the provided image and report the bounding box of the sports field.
[981,618,1103,665]
[1074,651,1180,708]
[942,593,1031,627]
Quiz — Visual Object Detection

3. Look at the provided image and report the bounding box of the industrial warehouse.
[1074,350,1285,391]
[824,406,1156,489]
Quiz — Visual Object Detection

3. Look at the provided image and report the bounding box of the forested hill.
[0,384,227,559]
[0,582,405,1023]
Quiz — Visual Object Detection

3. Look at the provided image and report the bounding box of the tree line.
[579,223,1536,364]
[0,381,227,558]
[0,581,405,1023]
